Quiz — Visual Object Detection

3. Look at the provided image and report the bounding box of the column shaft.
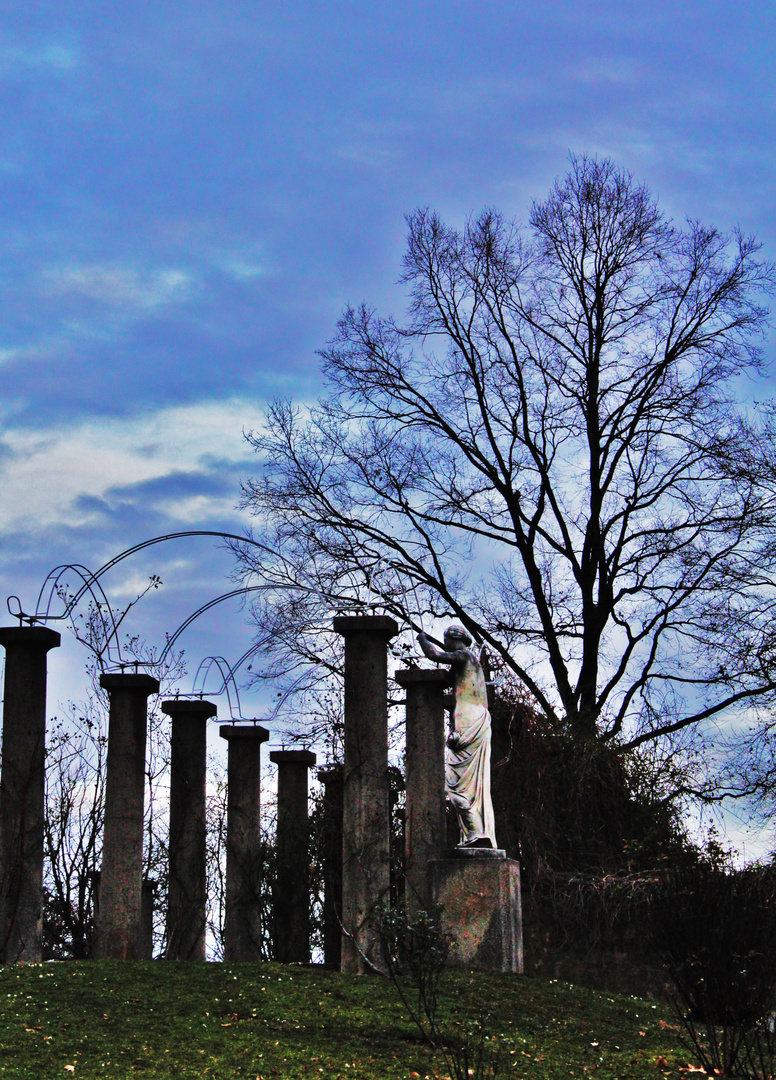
[163,699,215,960]
[270,749,316,963]
[395,668,449,910]
[220,724,269,961]
[0,626,60,963]
[94,673,159,959]
[333,615,397,973]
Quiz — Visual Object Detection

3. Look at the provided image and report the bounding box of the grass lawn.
[0,960,689,1079]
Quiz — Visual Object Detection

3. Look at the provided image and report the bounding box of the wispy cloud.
[45,263,195,312]
[0,40,81,77]
[572,59,645,87]
[0,399,261,536]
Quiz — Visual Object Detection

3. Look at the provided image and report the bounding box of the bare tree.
[235,154,776,755]
[42,701,107,958]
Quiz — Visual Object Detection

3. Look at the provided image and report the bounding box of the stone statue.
[417,625,497,849]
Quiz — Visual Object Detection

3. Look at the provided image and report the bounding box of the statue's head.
[444,624,472,649]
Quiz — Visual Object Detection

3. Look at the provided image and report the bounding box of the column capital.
[394,667,450,688]
[219,723,270,742]
[270,749,317,766]
[162,699,217,719]
[333,615,398,638]
[100,673,160,695]
[0,625,61,651]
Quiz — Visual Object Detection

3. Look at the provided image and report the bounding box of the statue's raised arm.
[418,625,496,849]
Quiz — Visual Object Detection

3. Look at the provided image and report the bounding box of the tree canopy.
[236,154,776,754]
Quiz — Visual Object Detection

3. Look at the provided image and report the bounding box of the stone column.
[162,699,216,960]
[220,723,270,961]
[317,766,344,969]
[394,668,449,911]
[0,626,60,963]
[270,749,316,963]
[94,672,159,960]
[333,615,398,974]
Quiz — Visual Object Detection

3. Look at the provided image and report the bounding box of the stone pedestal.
[0,626,61,963]
[220,723,270,961]
[334,615,398,974]
[94,673,159,959]
[317,766,343,970]
[162,699,216,960]
[395,668,449,911]
[270,749,316,963]
[430,850,523,973]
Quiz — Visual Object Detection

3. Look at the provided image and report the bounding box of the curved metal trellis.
[189,637,273,721]
[5,530,282,670]
[8,563,139,667]
[8,530,275,624]
[5,528,430,721]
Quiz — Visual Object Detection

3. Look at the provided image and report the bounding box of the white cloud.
[572,59,645,87]
[0,40,81,77]
[0,399,262,535]
[46,263,195,311]
[215,254,270,281]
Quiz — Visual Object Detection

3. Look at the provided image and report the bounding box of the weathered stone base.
[430,850,523,973]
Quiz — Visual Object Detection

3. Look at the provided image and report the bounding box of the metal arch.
[191,656,246,719]
[156,586,266,666]
[4,530,287,672]
[188,635,269,721]
[6,530,280,624]
[8,562,130,664]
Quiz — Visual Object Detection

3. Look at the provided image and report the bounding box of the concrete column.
[270,749,316,963]
[0,626,60,963]
[162,699,216,960]
[333,615,398,973]
[220,723,270,961]
[394,668,449,910]
[317,766,344,969]
[94,672,159,960]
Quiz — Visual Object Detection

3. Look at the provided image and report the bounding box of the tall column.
[0,626,60,963]
[317,766,343,969]
[270,749,316,963]
[220,723,270,961]
[333,615,398,974]
[395,668,449,910]
[162,699,216,960]
[94,673,159,959]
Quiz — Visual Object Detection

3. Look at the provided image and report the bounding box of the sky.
[1,1,775,846]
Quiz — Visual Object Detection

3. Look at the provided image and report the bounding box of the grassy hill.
[0,960,687,1079]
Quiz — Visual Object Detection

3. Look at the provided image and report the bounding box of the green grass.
[0,960,689,1079]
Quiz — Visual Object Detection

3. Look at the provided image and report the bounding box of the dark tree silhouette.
[235,154,776,752]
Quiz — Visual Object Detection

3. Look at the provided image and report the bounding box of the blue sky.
[1,1,775,778]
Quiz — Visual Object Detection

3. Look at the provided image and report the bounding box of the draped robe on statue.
[446,703,496,846]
